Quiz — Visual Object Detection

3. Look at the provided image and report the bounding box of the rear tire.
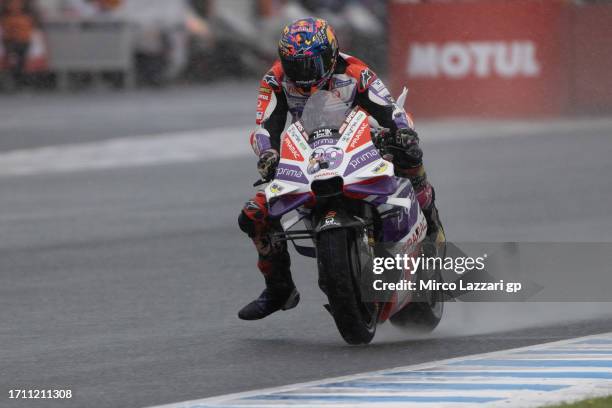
[389,292,444,332]
[390,241,445,332]
[317,228,377,345]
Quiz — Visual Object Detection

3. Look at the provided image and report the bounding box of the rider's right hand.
[257,150,279,182]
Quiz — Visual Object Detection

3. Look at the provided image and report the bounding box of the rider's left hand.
[390,128,423,166]
[394,128,420,149]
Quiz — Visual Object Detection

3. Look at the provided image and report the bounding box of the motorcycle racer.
[238,17,444,321]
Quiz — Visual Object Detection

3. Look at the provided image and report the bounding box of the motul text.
[407,41,540,79]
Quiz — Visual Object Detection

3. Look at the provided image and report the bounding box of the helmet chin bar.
[288,51,338,92]
[293,72,334,94]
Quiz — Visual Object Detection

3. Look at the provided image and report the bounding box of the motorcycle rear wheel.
[389,240,445,332]
[389,290,444,332]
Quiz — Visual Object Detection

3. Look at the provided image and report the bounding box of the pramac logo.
[346,122,370,153]
[407,41,541,79]
[281,135,304,162]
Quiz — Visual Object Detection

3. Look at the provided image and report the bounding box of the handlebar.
[372,127,393,152]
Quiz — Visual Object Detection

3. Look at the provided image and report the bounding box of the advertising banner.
[389,0,572,117]
[572,4,612,113]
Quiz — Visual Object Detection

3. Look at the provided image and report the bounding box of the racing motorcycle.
[262,90,444,345]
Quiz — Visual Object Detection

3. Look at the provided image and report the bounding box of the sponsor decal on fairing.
[281,135,304,161]
[307,147,344,175]
[275,163,309,184]
[338,110,368,147]
[346,122,371,153]
[310,137,338,149]
[343,145,381,177]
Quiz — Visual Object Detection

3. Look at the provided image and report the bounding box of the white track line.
[0,127,250,177]
[0,118,610,178]
[146,331,612,408]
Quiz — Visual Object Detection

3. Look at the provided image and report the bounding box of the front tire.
[317,228,377,345]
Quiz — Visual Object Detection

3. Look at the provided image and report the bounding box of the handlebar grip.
[372,127,392,148]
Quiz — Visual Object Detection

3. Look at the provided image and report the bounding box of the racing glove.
[257,150,279,182]
[389,128,423,169]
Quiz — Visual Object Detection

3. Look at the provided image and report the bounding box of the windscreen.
[300,90,351,136]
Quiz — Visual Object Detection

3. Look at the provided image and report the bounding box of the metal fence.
[44,20,135,88]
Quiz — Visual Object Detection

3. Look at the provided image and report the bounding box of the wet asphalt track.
[1,84,612,408]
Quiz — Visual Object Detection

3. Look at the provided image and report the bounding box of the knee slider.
[238,211,256,236]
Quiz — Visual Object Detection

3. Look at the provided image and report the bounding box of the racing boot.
[238,280,300,320]
[238,251,300,320]
[423,202,445,246]
[238,200,300,320]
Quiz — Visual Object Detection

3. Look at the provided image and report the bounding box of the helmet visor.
[281,47,336,87]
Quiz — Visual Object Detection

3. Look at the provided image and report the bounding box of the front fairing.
[266,91,397,218]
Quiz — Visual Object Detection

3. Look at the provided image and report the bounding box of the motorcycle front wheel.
[317,228,378,345]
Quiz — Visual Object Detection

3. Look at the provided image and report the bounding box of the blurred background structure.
[2,0,611,117]
[0,0,387,90]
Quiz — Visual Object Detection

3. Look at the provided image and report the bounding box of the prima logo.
[408,41,540,79]
[349,148,379,169]
[276,166,304,179]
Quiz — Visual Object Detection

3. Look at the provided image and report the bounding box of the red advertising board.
[389,0,572,118]
[572,4,612,114]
